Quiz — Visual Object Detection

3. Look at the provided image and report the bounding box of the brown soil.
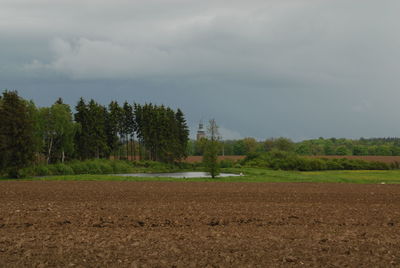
[1,181,400,267]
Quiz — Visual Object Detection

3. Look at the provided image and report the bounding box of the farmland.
[1,180,400,267]
[6,167,400,184]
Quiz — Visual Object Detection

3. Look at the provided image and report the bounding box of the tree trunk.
[47,136,53,164]
[138,141,142,161]
[131,136,134,161]
[132,136,136,161]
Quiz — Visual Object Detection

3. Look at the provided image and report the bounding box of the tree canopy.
[0,90,190,177]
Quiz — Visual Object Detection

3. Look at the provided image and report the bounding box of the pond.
[115,172,242,178]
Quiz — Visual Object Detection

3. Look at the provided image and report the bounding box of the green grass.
[2,167,400,184]
[222,168,400,184]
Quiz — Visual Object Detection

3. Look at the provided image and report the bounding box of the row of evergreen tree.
[0,90,189,177]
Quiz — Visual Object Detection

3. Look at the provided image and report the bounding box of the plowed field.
[1,181,400,267]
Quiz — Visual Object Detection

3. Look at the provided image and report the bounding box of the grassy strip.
[2,168,400,184]
[13,159,197,177]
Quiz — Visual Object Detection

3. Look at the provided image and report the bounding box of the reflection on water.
[115,172,241,178]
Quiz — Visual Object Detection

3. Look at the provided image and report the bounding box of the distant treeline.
[0,90,189,177]
[241,151,391,171]
[189,137,400,156]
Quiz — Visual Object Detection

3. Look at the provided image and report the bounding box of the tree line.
[0,90,189,177]
[188,137,400,156]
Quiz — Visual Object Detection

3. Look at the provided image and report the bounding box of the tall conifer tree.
[175,109,189,160]
[122,102,134,160]
[74,98,90,159]
[0,91,36,177]
[106,101,122,159]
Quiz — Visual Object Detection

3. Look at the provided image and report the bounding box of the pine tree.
[87,100,108,158]
[133,103,143,160]
[133,103,189,163]
[175,109,189,161]
[122,102,134,160]
[106,101,122,159]
[0,90,36,177]
[74,98,90,160]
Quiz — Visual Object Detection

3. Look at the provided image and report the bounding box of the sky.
[1,0,399,140]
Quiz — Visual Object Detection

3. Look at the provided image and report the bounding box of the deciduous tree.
[203,119,221,178]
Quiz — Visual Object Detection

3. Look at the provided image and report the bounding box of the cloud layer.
[7,0,396,84]
[2,0,400,139]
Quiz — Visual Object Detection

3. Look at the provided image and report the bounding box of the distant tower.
[196,121,206,141]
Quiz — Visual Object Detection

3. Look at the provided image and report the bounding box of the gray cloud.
[1,0,400,140]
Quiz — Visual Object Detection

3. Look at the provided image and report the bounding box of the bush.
[131,160,178,173]
[110,160,132,174]
[35,165,52,176]
[14,159,135,177]
[242,150,391,171]
[220,159,234,168]
[18,167,35,178]
[52,163,74,175]
[69,161,90,174]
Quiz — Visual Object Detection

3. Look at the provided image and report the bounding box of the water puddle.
[115,172,242,178]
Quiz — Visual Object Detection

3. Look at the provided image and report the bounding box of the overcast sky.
[1,0,399,140]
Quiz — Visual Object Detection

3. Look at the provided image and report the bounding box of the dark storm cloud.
[1,0,399,140]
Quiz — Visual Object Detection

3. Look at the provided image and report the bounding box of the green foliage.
[293,137,400,156]
[106,101,123,158]
[37,102,76,163]
[264,137,295,152]
[68,161,91,174]
[202,119,221,178]
[121,101,135,159]
[15,159,197,178]
[110,160,133,174]
[202,141,221,178]
[175,109,190,160]
[190,138,208,156]
[134,103,189,163]
[74,99,109,160]
[0,91,190,177]
[335,145,351,156]
[0,90,37,178]
[242,150,390,171]
[52,163,75,175]
[18,159,134,177]
[220,159,234,168]
[201,137,400,157]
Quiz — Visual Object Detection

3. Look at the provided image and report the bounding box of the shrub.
[220,159,234,168]
[242,150,391,171]
[52,163,74,175]
[35,165,52,176]
[110,160,132,174]
[69,161,90,174]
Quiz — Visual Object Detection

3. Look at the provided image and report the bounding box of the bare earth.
[1,181,400,267]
